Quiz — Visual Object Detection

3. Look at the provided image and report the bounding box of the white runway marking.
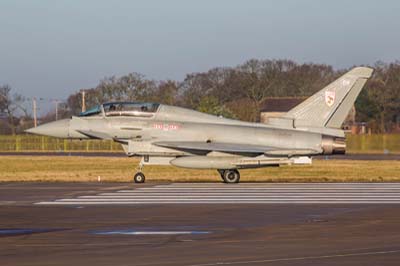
[36,183,400,205]
[93,231,209,235]
[187,249,400,266]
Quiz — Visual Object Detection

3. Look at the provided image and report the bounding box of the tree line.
[1,59,399,134]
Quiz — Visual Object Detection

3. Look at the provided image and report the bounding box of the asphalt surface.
[1,151,400,160]
[1,182,400,266]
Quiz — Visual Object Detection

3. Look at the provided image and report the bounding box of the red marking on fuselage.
[153,123,180,131]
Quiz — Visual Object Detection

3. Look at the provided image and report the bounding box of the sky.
[1,0,400,102]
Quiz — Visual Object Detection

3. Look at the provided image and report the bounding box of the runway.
[37,183,400,205]
[2,182,400,266]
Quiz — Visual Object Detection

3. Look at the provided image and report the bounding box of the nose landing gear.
[134,172,146,183]
[134,158,146,183]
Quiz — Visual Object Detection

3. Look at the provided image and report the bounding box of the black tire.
[217,169,225,181]
[134,172,146,183]
[222,169,240,184]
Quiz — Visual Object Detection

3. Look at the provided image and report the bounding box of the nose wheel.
[134,172,146,183]
[134,158,146,183]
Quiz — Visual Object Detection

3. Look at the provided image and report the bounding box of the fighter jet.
[26,67,373,183]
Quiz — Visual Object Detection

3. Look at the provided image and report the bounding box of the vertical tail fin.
[283,67,374,129]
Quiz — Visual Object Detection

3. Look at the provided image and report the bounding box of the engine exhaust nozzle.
[321,136,346,155]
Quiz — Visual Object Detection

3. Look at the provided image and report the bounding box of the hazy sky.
[1,0,399,100]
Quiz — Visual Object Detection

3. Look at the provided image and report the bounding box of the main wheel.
[217,169,225,181]
[223,169,240,184]
[134,172,146,183]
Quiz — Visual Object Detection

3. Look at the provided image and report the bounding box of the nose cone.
[25,119,70,138]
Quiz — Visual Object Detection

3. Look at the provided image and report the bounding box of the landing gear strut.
[217,169,225,181]
[134,158,146,183]
[218,169,240,184]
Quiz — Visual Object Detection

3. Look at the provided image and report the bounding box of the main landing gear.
[218,169,240,184]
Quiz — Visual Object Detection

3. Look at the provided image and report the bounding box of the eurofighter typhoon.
[26,67,373,183]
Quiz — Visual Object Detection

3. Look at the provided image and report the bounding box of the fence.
[346,134,400,153]
[0,135,122,152]
[0,134,399,153]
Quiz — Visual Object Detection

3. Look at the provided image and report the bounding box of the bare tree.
[0,84,28,135]
[62,59,400,133]
[155,80,180,105]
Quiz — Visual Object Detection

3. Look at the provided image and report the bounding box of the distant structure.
[395,116,400,133]
[259,97,356,133]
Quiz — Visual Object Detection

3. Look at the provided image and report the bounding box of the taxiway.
[1,182,400,266]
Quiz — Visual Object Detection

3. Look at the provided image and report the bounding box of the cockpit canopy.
[79,102,160,118]
[103,102,160,117]
[79,105,102,117]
